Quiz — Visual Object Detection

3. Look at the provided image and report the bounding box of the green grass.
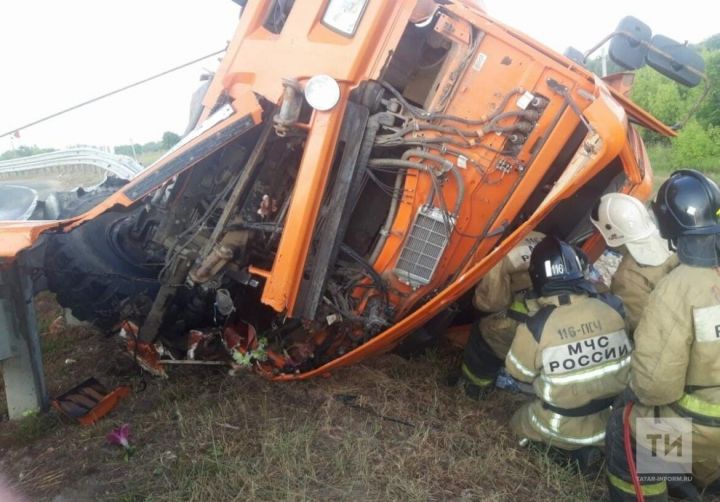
[40,335,77,356]
[106,360,602,502]
[9,413,61,446]
[2,348,604,501]
[136,148,168,167]
[646,142,720,179]
[0,298,604,501]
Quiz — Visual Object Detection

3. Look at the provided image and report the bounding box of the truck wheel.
[45,192,159,329]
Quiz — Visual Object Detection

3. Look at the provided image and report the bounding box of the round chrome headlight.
[304,75,340,112]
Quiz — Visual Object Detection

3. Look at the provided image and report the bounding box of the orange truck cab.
[0,1,705,379]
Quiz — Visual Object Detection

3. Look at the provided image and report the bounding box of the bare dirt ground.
[0,294,603,501]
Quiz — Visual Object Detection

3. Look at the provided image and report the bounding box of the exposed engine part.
[257,194,278,218]
[394,205,454,287]
[530,96,550,109]
[368,149,464,215]
[188,244,234,284]
[214,289,236,317]
[195,121,275,265]
[273,78,303,136]
[507,133,527,144]
[188,227,250,284]
[379,80,526,126]
[375,81,545,159]
[496,158,514,174]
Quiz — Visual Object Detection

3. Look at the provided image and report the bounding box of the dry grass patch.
[0,297,605,501]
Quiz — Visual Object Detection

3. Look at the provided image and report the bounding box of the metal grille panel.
[394,207,452,287]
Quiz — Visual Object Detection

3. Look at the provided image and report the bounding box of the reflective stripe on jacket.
[630,264,720,405]
[505,292,630,447]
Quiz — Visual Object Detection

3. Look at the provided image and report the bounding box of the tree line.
[627,34,720,173]
[0,131,181,162]
[113,131,181,158]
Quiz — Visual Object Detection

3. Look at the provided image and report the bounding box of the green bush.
[646,126,720,181]
[670,119,720,167]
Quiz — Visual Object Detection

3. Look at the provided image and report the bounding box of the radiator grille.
[394,207,452,287]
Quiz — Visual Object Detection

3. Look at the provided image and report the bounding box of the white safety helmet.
[591,193,672,266]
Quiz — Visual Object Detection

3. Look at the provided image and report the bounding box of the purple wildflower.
[106,423,131,450]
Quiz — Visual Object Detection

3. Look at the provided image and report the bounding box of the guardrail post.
[0,262,48,419]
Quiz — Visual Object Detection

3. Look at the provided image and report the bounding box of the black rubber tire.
[45,192,159,329]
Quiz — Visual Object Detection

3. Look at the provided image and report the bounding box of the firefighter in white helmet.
[591,193,679,332]
[505,236,630,460]
[605,170,720,501]
[460,231,544,397]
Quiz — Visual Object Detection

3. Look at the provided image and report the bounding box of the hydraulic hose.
[385,122,482,142]
[483,110,539,134]
[368,150,464,216]
[366,149,465,264]
[379,80,525,126]
[401,149,464,217]
[366,157,438,265]
[367,167,404,266]
[368,158,431,170]
[623,401,645,502]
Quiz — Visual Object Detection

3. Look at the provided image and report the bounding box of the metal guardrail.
[0,148,145,180]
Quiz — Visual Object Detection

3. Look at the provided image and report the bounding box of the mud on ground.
[0,294,603,501]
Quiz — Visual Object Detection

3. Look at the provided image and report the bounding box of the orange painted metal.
[0,1,671,380]
[199,0,421,123]
[248,265,272,279]
[74,386,130,426]
[434,12,472,46]
[365,12,602,318]
[274,80,637,381]
[261,96,349,313]
[449,4,675,137]
[52,378,130,426]
[444,324,471,349]
[0,220,64,259]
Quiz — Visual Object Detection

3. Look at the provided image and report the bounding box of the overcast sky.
[0,1,716,153]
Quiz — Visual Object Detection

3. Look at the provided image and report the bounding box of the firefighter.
[461,231,544,397]
[605,170,720,501]
[504,236,630,453]
[591,193,679,331]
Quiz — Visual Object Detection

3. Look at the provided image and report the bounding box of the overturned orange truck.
[0,1,705,379]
